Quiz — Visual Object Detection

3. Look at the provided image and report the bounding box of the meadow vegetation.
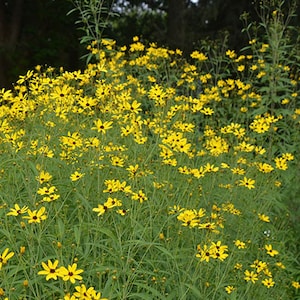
[0,1,299,299]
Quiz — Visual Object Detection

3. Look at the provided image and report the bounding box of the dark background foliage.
[0,0,299,88]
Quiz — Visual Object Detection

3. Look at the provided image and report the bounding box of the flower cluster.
[0,32,299,299]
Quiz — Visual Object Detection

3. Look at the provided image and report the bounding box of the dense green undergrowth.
[0,2,300,300]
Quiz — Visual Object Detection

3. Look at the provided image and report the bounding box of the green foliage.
[68,0,118,63]
[0,1,300,299]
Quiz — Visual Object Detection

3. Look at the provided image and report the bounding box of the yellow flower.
[244,270,258,283]
[104,197,122,208]
[209,241,229,261]
[116,209,128,216]
[178,209,200,227]
[36,170,52,184]
[237,65,245,72]
[234,240,246,249]
[226,50,236,59]
[257,71,266,78]
[0,248,14,270]
[262,278,275,288]
[282,153,294,161]
[276,262,285,269]
[190,50,208,61]
[292,281,300,289]
[38,260,62,280]
[91,119,113,134]
[225,285,236,294]
[200,107,214,115]
[196,244,211,262]
[257,163,274,173]
[260,43,269,52]
[7,204,28,216]
[23,207,47,223]
[265,244,279,257]
[73,284,108,300]
[70,171,85,182]
[111,156,125,167]
[239,177,255,189]
[93,204,108,216]
[258,213,270,222]
[59,263,84,284]
[37,185,56,195]
[234,263,243,270]
[126,164,139,178]
[274,157,288,170]
[131,190,148,203]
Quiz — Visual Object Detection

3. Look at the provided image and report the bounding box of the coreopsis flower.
[239,177,255,189]
[209,241,229,261]
[292,281,300,289]
[63,293,77,300]
[124,100,142,114]
[190,50,208,61]
[38,260,62,280]
[258,213,270,222]
[36,170,52,184]
[70,171,85,182]
[59,263,84,284]
[204,163,219,173]
[131,190,147,203]
[104,197,122,209]
[276,262,285,269]
[226,49,236,59]
[42,193,60,202]
[37,185,56,195]
[196,244,211,262]
[93,204,108,216]
[78,96,98,110]
[7,204,28,216]
[23,207,47,223]
[251,260,267,273]
[91,119,113,134]
[177,210,199,228]
[244,270,258,283]
[237,65,245,72]
[257,163,274,173]
[200,107,214,115]
[0,248,14,270]
[116,209,128,216]
[231,167,246,175]
[73,284,108,300]
[225,285,236,294]
[282,153,294,161]
[250,118,270,133]
[126,164,139,178]
[234,240,246,249]
[198,222,218,233]
[110,156,125,167]
[168,205,184,215]
[51,85,72,101]
[205,136,229,156]
[121,125,134,136]
[265,244,279,257]
[262,278,275,288]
